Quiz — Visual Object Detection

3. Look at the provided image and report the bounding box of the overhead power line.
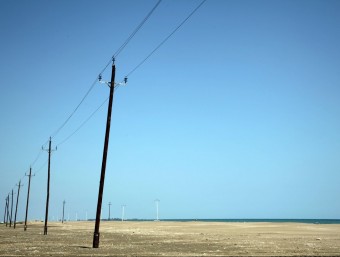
[49,1,162,140]
[56,97,109,147]
[114,0,162,58]
[4,0,162,194]
[126,0,207,78]
[99,0,162,77]
[50,77,98,139]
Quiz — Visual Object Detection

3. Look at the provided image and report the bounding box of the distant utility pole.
[42,137,57,235]
[13,180,23,229]
[9,189,16,227]
[4,196,8,225]
[62,200,66,223]
[155,199,160,221]
[24,167,34,231]
[5,194,9,227]
[93,60,116,248]
[108,202,112,221]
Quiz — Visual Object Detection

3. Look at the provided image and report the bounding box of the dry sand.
[1,221,340,256]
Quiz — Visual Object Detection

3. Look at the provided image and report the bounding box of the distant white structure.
[85,210,88,221]
[121,205,126,221]
[154,199,160,221]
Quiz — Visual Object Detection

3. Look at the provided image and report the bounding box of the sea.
[153,219,340,224]
[124,219,340,224]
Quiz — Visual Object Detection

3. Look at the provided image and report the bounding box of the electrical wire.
[50,77,99,139]
[99,0,162,77]
[126,0,207,78]
[34,160,48,176]
[4,0,201,199]
[56,97,109,147]
[49,1,162,140]
[31,149,43,168]
[114,0,162,58]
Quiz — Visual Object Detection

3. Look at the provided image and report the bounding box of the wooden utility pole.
[43,137,56,235]
[62,200,65,223]
[93,61,116,248]
[13,180,22,229]
[9,189,15,227]
[3,197,7,224]
[24,167,34,231]
[5,195,9,227]
[4,196,8,225]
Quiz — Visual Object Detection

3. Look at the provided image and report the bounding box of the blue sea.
[159,219,340,224]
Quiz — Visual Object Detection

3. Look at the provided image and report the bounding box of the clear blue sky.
[1,0,340,221]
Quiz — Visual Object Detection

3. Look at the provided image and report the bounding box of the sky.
[1,0,340,222]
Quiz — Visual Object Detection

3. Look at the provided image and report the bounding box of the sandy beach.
[0,221,339,256]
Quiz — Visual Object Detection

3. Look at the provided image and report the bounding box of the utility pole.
[108,202,111,221]
[3,197,7,224]
[4,196,8,225]
[62,200,65,223]
[5,195,9,227]
[42,137,57,235]
[93,60,116,248]
[14,180,22,229]
[9,189,15,227]
[24,167,34,231]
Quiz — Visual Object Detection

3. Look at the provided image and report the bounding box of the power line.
[4,0,156,192]
[126,0,207,78]
[99,0,162,77]
[49,1,162,140]
[56,97,109,147]
[50,77,99,139]
[31,149,43,168]
[114,0,162,58]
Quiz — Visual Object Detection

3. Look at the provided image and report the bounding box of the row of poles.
[3,61,158,248]
[3,167,33,231]
[2,61,117,249]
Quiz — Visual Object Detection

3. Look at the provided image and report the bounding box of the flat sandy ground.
[0,221,340,256]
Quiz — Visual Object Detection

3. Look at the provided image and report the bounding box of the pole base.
[93,232,100,248]
[24,225,27,231]
[44,227,48,235]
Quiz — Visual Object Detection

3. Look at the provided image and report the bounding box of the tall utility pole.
[13,180,22,229]
[43,137,56,235]
[108,202,111,221]
[62,200,65,223]
[24,167,34,231]
[93,61,116,248]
